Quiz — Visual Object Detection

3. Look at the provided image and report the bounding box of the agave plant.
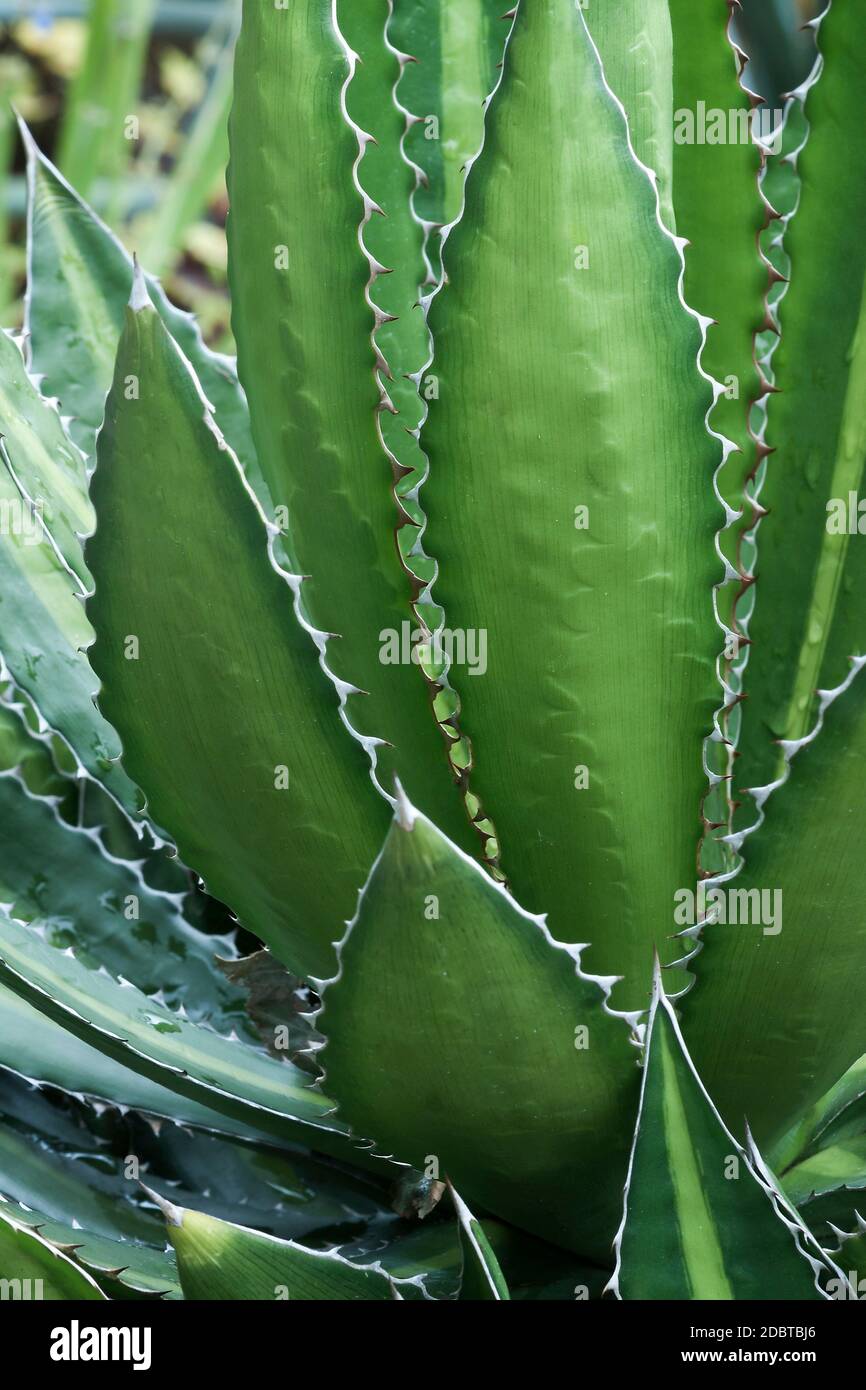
[0,0,864,1304]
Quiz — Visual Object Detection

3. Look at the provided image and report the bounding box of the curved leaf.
[772,1052,866,1173]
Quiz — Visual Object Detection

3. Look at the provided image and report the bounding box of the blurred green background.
[1,0,237,346]
[0,0,824,349]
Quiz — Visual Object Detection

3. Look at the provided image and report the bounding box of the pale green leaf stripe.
[658,1014,731,1299]
[450,1184,509,1300]
[613,976,833,1300]
[0,297,138,808]
[419,0,720,1007]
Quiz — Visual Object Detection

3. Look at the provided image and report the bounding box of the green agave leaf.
[0,327,91,581]
[584,0,765,875]
[0,1199,105,1299]
[318,790,639,1262]
[450,1182,509,1301]
[610,967,838,1301]
[584,0,675,232]
[0,1118,158,1246]
[21,120,261,495]
[390,0,512,283]
[737,1,866,792]
[0,1069,382,1294]
[0,1059,387,1260]
[226,0,471,852]
[158,1197,428,1300]
[665,0,771,857]
[684,658,866,1151]
[418,0,720,1006]
[87,273,390,983]
[0,986,267,1143]
[0,906,359,1159]
[0,770,247,1034]
[0,685,194,900]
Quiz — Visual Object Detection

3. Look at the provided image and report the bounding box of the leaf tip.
[393,776,418,833]
[140,1183,183,1228]
[129,254,152,314]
